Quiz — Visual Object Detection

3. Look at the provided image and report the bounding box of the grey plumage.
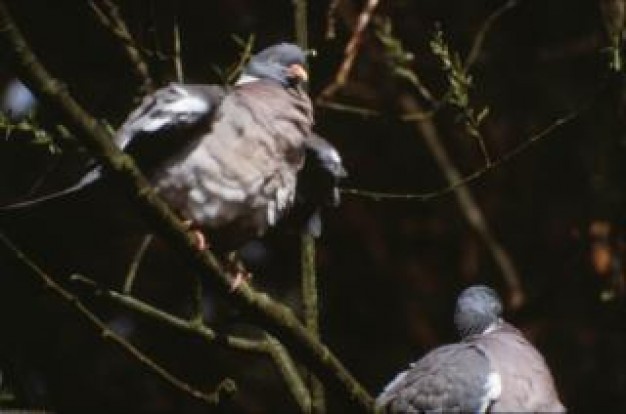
[289,133,347,237]
[1,43,345,250]
[377,343,494,413]
[377,285,565,413]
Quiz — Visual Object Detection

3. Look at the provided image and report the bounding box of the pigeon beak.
[287,64,309,83]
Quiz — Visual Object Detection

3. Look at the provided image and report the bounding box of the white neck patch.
[482,318,503,335]
[236,74,261,85]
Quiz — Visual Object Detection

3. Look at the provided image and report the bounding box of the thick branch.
[0,3,374,411]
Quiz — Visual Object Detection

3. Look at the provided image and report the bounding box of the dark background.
[1,0,625,412]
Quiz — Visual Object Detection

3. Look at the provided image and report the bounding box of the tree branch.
[319,0,380,101]
[173,12,184,82]
[70,274,312,412]
[301,233,324,413]
[0,231,235,406]
[293,0,326,411]
[464,0,519,70]
[0,3,375,410]
[89,0,154,94]
[264,333,312,413]
[123,234,153,294]
[340,104,587,201]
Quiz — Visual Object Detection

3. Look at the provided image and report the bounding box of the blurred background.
[1,0,625,412]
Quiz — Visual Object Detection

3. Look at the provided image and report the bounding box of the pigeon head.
[240,43,308,87]
[454,285,503,338]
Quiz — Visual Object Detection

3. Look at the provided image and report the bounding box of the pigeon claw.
[230,271,253,292]
[225,252,253,291]
[183,220,209,251]
[192,230,207,251]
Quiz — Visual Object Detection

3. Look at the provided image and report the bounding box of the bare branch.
[88,0,154,94]
[173,14,184,82]
[293,0,325,410]
[0,232,235,406]
[340,99,591,201]
[325,0,341,40]
[464,0,519,70]
[123,234,153,294]
[316,100,381,118]
[319,0,380,101]
[293,0,308,51]
[264,333,312,413]
[70,275,312,412]
[301,234,324,413]
[226,34,256,85]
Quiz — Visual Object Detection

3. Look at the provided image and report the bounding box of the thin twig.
[325,0,341,39]
[293,0,308,52]
[189,272,204,325]
[226,34,256,85]
[464,0,519,70]
[89,0,154,94]
[318,99,439,120]
[0,232,235,406]
[293,0,325,411]
[123,233,153,294]
[316,100,381,117]
[173,14,184,83]
[341,100,589,201]
[319,0,380,101]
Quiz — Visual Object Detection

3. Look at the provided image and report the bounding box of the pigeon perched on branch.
[2,43,346,254]
[377,285,565,413]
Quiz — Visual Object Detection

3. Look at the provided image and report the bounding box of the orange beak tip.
[288,64,309,82]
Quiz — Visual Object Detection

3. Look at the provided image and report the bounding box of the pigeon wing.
[377,343,498,413]
[117,83,226,172]
[0,84,226,210]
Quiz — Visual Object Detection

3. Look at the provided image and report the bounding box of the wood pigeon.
[377,285,565,413]
[1,43,346,252]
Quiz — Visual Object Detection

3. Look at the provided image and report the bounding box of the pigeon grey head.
[242,43,308,87]
[454,285,503,338]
